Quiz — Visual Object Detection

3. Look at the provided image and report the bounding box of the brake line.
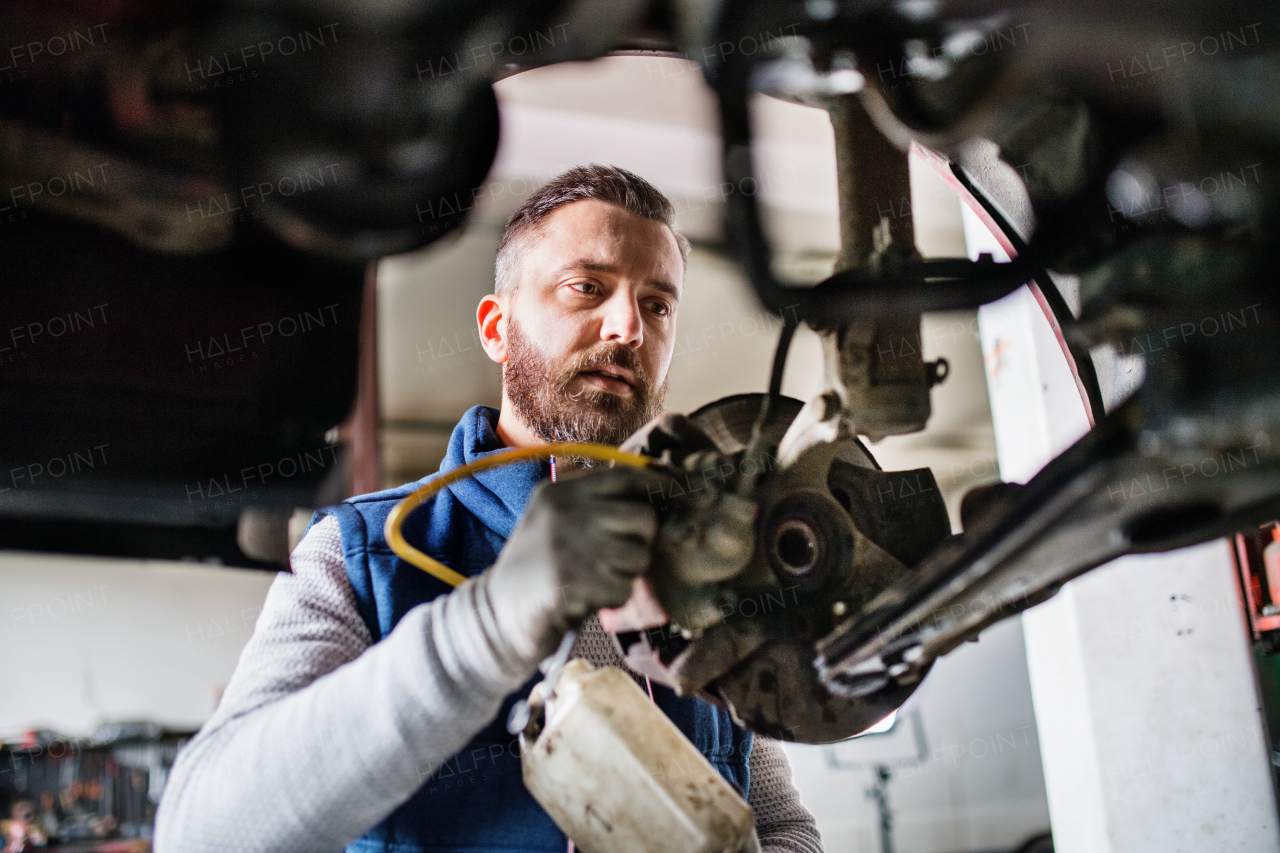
[383,442,651,587]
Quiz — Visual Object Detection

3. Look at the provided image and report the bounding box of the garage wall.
[0,550,273,736]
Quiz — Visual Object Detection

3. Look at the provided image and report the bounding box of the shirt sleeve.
[154,515,537,853]
[748,737,825,853]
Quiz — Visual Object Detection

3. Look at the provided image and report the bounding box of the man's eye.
[569,281,599,294]
[647,301,672,317]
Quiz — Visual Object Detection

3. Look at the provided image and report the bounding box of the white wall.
[0,550,273,736]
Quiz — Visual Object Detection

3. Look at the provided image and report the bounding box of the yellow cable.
[384,443,652,587]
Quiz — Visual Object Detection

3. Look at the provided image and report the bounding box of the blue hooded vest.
[319,406,753,853]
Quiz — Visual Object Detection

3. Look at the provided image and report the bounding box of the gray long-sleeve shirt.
[155,515,822,853]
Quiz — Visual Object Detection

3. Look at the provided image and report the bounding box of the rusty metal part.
[785,94,948,445]
[828,95,937,443]
[816,318,950,444]
[690,393,804,455]
[712,638,912,744]
[640,396,805,636]
[829,94,915,272]
[614,394,951,743]
[707,437,950,741]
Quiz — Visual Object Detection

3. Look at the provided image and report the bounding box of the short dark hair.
[494,164,691,294]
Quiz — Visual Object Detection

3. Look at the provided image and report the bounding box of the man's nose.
[599,291,644,347]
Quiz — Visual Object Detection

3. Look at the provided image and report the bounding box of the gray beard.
[503,316,666,453]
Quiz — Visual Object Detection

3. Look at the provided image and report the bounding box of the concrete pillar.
[967,210,1280,852]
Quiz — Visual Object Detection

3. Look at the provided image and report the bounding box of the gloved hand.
[483,465,662,664]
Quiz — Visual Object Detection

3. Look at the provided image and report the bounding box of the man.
[156,165,823,853]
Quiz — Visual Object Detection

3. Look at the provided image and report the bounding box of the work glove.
[483,465,663,664]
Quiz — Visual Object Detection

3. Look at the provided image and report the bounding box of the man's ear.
[477,294,508,364]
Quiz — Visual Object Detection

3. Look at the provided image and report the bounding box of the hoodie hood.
[438,405,548,540]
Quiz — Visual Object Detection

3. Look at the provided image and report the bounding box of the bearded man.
[155,165,823,853]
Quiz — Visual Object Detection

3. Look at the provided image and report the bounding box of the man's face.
[489,198,684,446]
